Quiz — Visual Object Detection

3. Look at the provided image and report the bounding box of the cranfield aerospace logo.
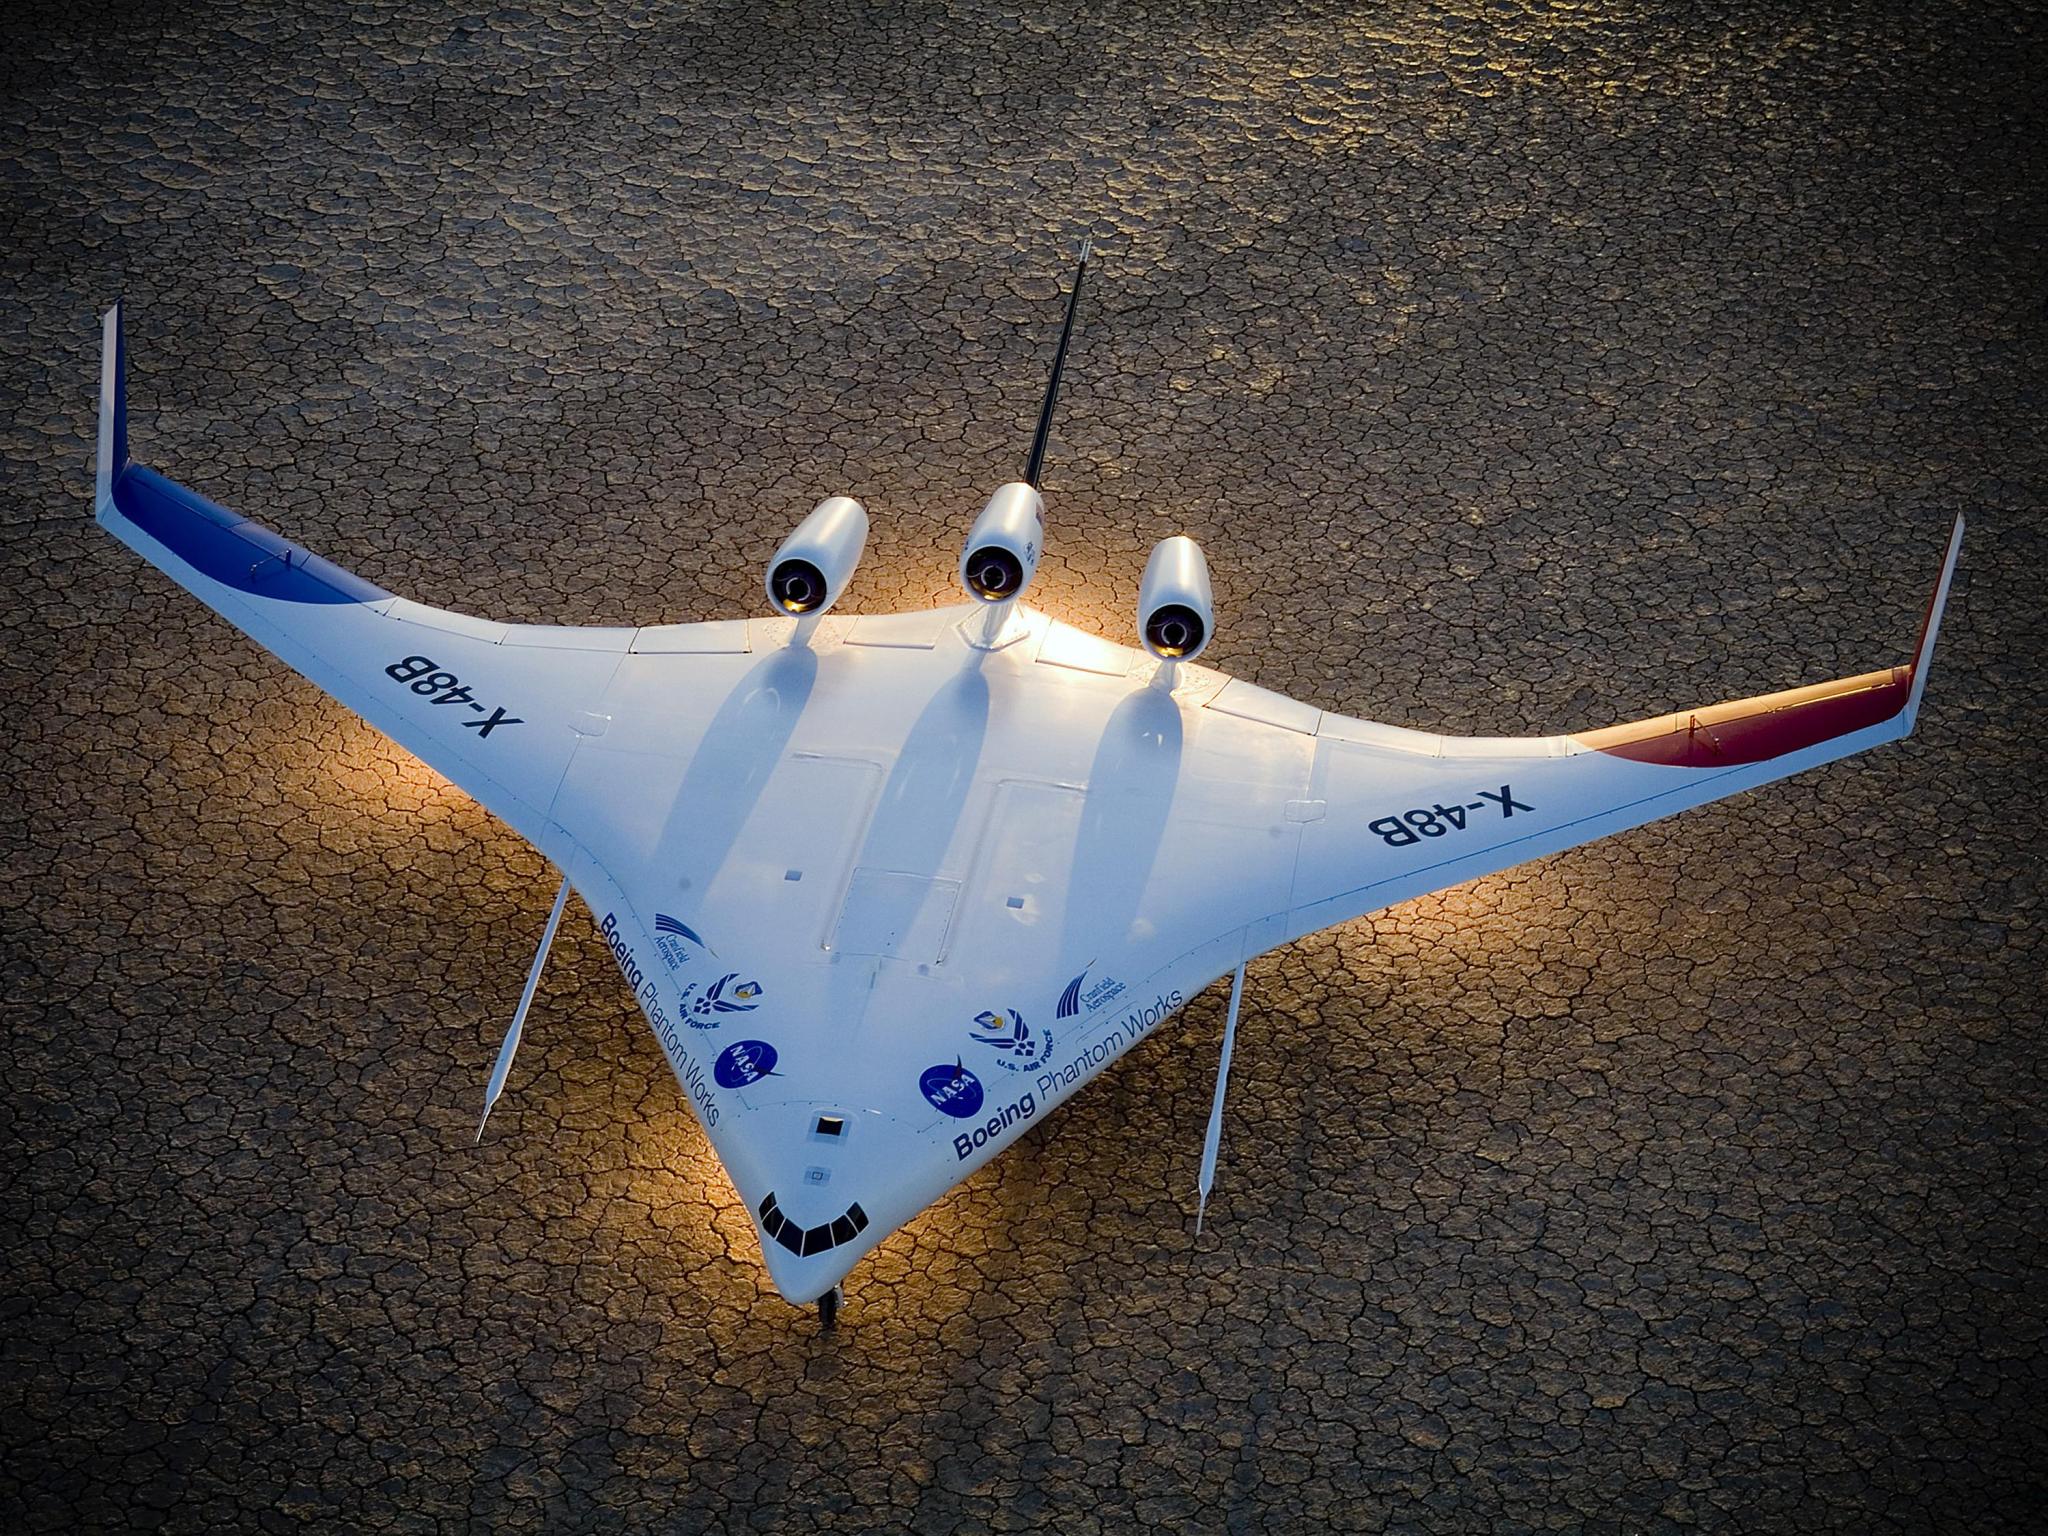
[969,1008,1053,1072]
[681,972,763,1027]
[920,1061,985,1119]
[653,912,715,971]
[1056,962,1125,1020]
[713,1039,779,1090]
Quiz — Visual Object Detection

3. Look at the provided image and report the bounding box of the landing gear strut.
[817,1285,841,1331]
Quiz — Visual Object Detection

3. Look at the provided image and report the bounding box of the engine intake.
[959,482,1045,603]
[766,496,868,617]
[1138,535,1214,662]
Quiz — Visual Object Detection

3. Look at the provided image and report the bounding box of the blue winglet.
[93,303,390,607]
[96,303,128,504]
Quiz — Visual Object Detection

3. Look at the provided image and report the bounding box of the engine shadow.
[653,642,820,885]
[1058,682,1184,967]
[850,662,991,876]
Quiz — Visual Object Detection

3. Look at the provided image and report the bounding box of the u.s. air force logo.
[681,972,763,1027]
[969,1007,1053,1072]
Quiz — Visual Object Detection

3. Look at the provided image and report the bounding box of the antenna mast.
[1022,238,1093,490]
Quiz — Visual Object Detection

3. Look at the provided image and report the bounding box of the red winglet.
[1579,515,1964,768]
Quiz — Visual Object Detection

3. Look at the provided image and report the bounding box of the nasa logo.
[919,1061,985,1119]
[969,1007,1054,1072]
[713,1039,779,1090]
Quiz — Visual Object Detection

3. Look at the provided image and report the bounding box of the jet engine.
[765,496,868,616]
[1137,535,1214,661]
[958,482,1045,603]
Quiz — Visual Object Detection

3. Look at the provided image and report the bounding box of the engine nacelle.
[765,496,868,616]
[1137,535,1214,662]
[958,481,1045,603]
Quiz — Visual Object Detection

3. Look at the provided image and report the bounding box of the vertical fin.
[96,303,129,506]
[1022,239,1093,490]
[1196,961,1248,1234]
[477,874,573,1142]
[1901,513,1965,726]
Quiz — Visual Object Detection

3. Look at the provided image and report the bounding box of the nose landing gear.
[817,1286,842,1331]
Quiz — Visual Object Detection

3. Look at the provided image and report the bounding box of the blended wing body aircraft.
[93,256,1962,1322]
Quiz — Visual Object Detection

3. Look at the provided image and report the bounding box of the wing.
[1277,514,1961,949]
[91,304,726,854]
